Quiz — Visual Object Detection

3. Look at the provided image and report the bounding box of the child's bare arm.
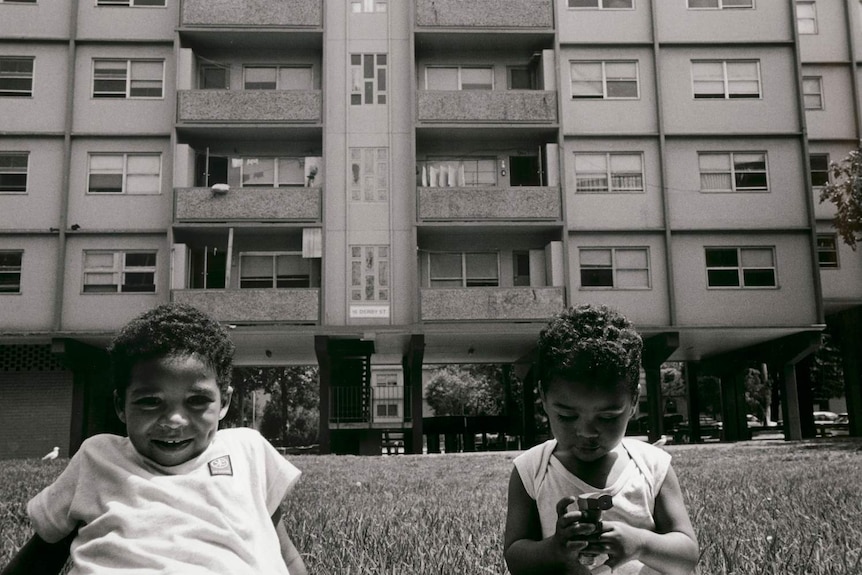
[271,508,306,575]
[0,530,75,575]
[598,465,699,574]
[504,468,593,575]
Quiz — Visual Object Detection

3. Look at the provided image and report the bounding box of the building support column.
[642,333,679,443]
[832,307,862,437]
[795,355,817,438]
[402,334,425,454]
[314,336,331,455]
[520,365,538,448]
[684,362,703,443]
[718,365,749,443]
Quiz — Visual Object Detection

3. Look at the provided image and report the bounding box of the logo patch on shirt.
[208,455,233,476]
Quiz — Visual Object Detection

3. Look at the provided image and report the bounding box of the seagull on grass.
[41,446,59,461]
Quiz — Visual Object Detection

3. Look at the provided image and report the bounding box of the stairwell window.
[350,246,389,302]
[574,153,644,193]
[425,66,493,90]
[83,250,156,293]
[579,248,650,289]
[705,247,776,288]
[88,153,161,194]
[0,152,28,193]
[93,59,164,99]
[0,251,22,294]
[698,152,767,192]
[350,148,389,201]
[570,61,639,99]
[692,60,760,99]
[0,57,34,97]
[428,252,499,288]
[568,0,634,8]
[350,54,387,105]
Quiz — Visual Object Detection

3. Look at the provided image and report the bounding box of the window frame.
[802,75,823,110]
[82,250,157,294]
[570,60,640,100]
[92,58,165,99]
[419,157,497,188]
[0,151,29,194]
[567,0,635,9]
[87,152,162,195]
[350,148,389,201]
[0,1,39,4]
[0,250,23,294]
[95,0,167,7]
[350,245,390,302]
[691,60,762,100]
[796,1,818,35]
[704,246,777,289]
[424,65,494,91]
[351,0,387,13]
[427,251,500,288]
[0,56,34,98]
[238,156,307,188]
[687,0,754,9]
[809,153,830,188]
[697,151,769,193]
[238,251,311,289]
[816,234,839,269]
[578,247,651,290]
[350,53,387,106]
[573,152,645,194]
[242,65,313,91]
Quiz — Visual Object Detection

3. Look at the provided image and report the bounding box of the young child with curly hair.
[2,303,307,575]
[504,304,698,574]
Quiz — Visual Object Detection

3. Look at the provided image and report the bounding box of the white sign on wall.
[349,305,390,319]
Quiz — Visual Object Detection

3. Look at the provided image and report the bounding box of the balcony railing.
[171,288,319,323]
[330,386,412,426]
[415,0,553,28]
[417,186,560,221]
[177,90,322,123]
[416,91,557,124]
[421,287,565,321]
[181,0,322,28]
[174,187,321,222]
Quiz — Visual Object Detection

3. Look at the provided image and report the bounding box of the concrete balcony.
[177,90,322,124]
[181,0,322,28]
[174,187,321,222]
[417,186,560,221]
[421,287,564,321]
[415,0,553,28]
[417,91,556,124]
[171,289,319,324]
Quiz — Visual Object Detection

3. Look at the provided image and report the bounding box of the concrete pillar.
[834,307,862,437]
[685,362,703,443]
[642,333,679,443]
[314,336,331,454]
[795,356,817,438]
[403,334,425,454]
[718,367,749,442]
[521,366,538,448]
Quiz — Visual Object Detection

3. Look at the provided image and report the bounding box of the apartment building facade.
[0,0,858,458]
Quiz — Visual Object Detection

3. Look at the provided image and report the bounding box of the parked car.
[813,411,842,437]
[673,416,722,443]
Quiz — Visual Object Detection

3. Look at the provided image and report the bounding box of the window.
[350,53,387,105]
[809,154,829,187]
[88,153,161,194]
[425,66,493,90]
[698,152,767,192]
[0,57,34,97]
[350,246,389,302]
[579,248,650,289]
[239,253,311,288]
[428,252,499,287]
[350,148,389,201]
[93,59,164,99]
[688,0,753,8]
[239,157,306,188]
[243,66,312,90]
[83,251,156,293]
[0,251,22,294]
[95,0,166,6]
[0,152,28,193]
[513,251,530,286]
[351,0,387,12]
[796,1,817,34]
[705,247,776,288]
[508,67,536,90]
[802,76,823,110]
[817,235,838,268]
[199,65,228,90]
[568,0,634,8]
[571,61,639,99]
[0,1,39,3]
[419,158,496,187]
[692,60,760,99]
[574,153,644,193]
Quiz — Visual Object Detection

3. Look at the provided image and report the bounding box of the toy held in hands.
[577,494,613,566]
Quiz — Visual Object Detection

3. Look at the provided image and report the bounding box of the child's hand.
[554,496,598,568]
[590,520,646,569]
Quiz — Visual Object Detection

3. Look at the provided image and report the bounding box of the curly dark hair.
[109,303,235,398]
[537,304,643,398]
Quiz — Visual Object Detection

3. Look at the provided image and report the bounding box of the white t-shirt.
[28,428,301,575]
[513,438,671,575]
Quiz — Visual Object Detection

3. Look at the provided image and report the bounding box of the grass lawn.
[2,438,861,574]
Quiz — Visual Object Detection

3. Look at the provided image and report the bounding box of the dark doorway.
[509,155,541,186]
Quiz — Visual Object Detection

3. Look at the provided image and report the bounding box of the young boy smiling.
[2,303,307,575]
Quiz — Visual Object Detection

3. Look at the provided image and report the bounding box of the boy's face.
[115,354,231,467]
[541,377,636,463]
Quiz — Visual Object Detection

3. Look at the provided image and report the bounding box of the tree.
[809,333,845,401]
[425,364,512,416]
[819,148,862,249]
[258,366,319,447]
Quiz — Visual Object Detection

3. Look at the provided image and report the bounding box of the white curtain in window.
[426,67,458,90]
[126,155,160,194]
